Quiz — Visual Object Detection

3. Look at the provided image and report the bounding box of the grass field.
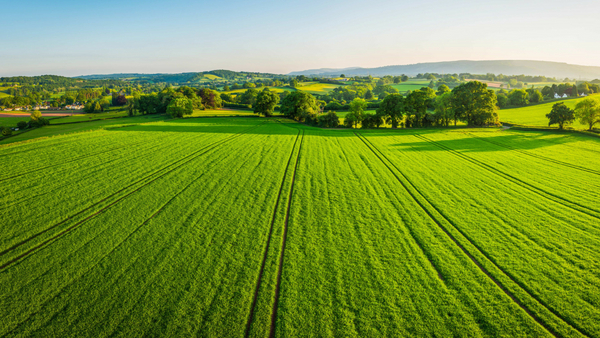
[296,82,340,95]
[500,95,598,129]
[390,80,430,93]
[1,118,600,337]
[224,86,295,95]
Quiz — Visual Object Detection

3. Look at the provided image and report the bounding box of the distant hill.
[288,60,600,80]
[76,70,287,84]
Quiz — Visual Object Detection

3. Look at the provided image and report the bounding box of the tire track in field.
[0,122,267,267]
[414,134,600,221]
[356,132,588,338]
[470,134,600,176]
[268,130,305,338]
[244,130,301,337]
[1,156,223,336]
[0,138,151,182]
[2,131,270,336]
[0,132,108,157]
[351,131,446,282]
[0,135,183,212]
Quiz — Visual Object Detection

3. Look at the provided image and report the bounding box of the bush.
[317,111,340,128]
[29,117,49,127]
[1,127,12,136]
[17,121,27,129]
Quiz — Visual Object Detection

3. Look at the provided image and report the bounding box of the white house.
[580,92,588,97]
[554,93,568,99]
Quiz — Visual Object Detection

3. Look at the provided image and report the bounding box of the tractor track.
[269,130,305,338]
[470,134,600,176]
[0,138,152,182]
[355,132,590,338]
[352,132,446,281]
[0,135,185,212]
[0,132,109,157]
[0,122,266,268]
[1,133,269,335]
[414,134,600,221]
[244,130,301,337]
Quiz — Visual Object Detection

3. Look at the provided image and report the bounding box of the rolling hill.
[288,60,600,80]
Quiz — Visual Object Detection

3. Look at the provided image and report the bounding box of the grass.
[224,86,294,95]
[499,95,597,129]
[296,82,340,95]
[1,118,600,337]
[390,80,430,93]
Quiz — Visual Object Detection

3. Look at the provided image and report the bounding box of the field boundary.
[0,122,268,269]
[269,130,305,338]
[355,132,588,338]
[244,130,301,337]
[414,134,600,220]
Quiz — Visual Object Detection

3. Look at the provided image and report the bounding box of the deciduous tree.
[547,102,575,130]
[574,98,600,131]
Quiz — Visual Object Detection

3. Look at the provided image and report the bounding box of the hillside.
[288,60,600,79]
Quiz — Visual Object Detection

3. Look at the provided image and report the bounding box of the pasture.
[500,95,596,129]
[296,82,340,95]
[1,118,599,337]
[390,79,430,93]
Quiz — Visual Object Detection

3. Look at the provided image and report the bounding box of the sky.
[2,0,599,77]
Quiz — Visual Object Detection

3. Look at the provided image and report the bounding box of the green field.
[296,82,340,94]
[390,79,430,93]
[500,95,598,129]
[224,86,294,95]
[1,117,599,337]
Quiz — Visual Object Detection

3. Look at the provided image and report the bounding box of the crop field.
[1,118,600,337]
[500,95,598,129]
[296,82,340,94]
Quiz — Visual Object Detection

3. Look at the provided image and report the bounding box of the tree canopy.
[450,81,498,126]
[280,91,319,122]
[254,88,280,117]
[574,98,600,131]
[547,102,575,130]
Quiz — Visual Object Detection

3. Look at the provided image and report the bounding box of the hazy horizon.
[3,0,599,77]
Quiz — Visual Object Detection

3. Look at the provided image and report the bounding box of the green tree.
[496,93,509,108]
[450,81,498,126]
[377,93,404,128]
[574,97,600,131]
[344,98,368,128]
[508,89,529,106]
[572,84,579,97]
[317,111,340,128]
[239,88,258,106]
[434,93,454,127]
[530,90,544,103]
[436,84,450,96]
[167,97,193,118]
[254,88,280,117]
[365,89,374,100]
[280,91,319,121]
[547,102,575,130]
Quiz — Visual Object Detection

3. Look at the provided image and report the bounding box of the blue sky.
[2,0,599,76]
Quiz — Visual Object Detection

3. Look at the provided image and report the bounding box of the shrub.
[1,127,12,136]
[17,121,27,129]
[317,111,340,128]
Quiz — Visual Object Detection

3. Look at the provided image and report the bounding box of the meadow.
[1,116,599,337]
[500,95,596,129]
[391,79,430,93]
